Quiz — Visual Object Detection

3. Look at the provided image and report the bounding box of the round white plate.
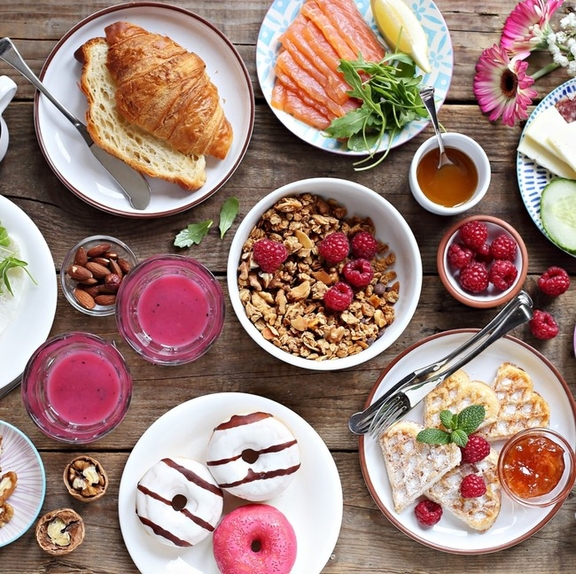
[34,2,254,218]
[0,196,57,396]
[256,0,453,155]
[516,77,576,257]
[118,392,343,573]
[0,421,46,547]
[359,330,576,554]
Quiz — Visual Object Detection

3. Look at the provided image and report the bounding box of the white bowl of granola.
[227,177,422,371]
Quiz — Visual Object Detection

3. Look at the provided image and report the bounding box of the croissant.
[104,21,233,160]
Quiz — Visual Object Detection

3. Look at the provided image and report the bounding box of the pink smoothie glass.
[115,255,225,365]
[21,332,132,444]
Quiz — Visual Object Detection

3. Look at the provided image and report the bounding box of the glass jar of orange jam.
[500,433,565,498]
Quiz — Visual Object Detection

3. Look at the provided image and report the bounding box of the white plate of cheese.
[516,77,576,257]
[359,329,576,555]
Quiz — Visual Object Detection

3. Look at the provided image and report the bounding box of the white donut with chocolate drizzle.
[135,457,223,547]
[206,412,301,501]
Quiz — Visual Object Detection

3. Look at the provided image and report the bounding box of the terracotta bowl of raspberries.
[437,215,528,309]
[227,177,423,371]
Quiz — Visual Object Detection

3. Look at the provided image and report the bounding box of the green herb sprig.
[0,223,36,296]
[416,405,486,448]
[174,196,239,248]
[324,52,427,171]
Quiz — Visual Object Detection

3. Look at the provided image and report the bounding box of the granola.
[237,193,400,361]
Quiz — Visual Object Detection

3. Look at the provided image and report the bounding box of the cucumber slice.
[540,178,576,254]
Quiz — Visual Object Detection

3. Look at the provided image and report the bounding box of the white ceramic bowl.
[409,132,491,215]
[227,177,423,371]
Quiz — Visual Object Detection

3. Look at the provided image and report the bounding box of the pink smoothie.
[46,350,122,425]
[137,273,210,347]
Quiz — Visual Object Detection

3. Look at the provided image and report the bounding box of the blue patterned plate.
[517,77,576,257]
[256,0,453,155]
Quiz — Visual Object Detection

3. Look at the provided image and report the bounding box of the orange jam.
[501,434,565,498]
[416,146,478,207]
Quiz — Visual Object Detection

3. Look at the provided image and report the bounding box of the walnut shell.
[36,508,85,555]
[63,455,109,502]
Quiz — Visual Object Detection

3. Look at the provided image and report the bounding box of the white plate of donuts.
[118,392,343,573]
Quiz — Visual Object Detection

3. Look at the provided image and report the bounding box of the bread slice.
[79,37,206,191]
[426,448,501,532]
[482,362,550,441]
[423,369,500,430]
[379,421,461,514]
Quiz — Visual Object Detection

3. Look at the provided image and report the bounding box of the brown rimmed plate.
[359,329,576,554]
[34,2,254,218]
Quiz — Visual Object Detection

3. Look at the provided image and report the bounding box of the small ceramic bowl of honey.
[409,132,491,215]
[498,428,576,508]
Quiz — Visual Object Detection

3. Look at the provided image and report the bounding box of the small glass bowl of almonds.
[60,235,138,317]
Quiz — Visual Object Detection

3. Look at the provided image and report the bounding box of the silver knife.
[0,37,151,211]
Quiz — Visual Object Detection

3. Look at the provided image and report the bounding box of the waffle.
[426,448,501,532]
[379,421,461,514]
[482,362,550,441]
[423,369,500,430]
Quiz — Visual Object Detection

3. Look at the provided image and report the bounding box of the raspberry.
[460,434,490,464]
[459,221,488,250]
[318,232,350,265]
[350,231,379,260]
[414,499,443,526]
[459,261,489,293]
[529,309,559,340]
[342,258,374,288]
[324,281,354,311]
[489,259,518,291]
[474,242,493,265]
[447,243,473,269]
[537,266,571,297]
[460,474,487,498]
[490,233,518,261]
[252,239,288,273]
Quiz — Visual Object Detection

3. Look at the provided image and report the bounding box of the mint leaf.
[417,428,451,445]
[218,196,239,239]
[439,409,455,430]
[174,220,213,248]
[457,405,486,435]
[450,429,469,448]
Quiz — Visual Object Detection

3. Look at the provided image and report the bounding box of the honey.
[501,434,565,498]
[416,146,478,208]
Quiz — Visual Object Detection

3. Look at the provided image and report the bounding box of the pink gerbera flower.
[500,0,564,55]
[473,44,538,126]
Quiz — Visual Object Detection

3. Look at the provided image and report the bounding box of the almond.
[117,258,133,274]
[66,265,93,282]
[85,261,111,279]
[73,247,88,266]
[87,243,111,258]
[94,294,116,306]
[73,288,96,310]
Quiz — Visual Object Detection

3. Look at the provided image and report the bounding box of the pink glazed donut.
[212,504,297,574]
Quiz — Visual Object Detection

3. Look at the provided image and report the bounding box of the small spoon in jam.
[420,85,453,169]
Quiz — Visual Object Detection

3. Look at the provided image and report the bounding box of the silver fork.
[348,291,533,437]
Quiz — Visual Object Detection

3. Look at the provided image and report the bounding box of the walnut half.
[36,508,85,555]
[63,456,108,502]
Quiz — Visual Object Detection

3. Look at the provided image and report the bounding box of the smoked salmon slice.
[271,0,384,131]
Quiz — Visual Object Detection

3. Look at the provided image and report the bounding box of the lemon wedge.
[371,0,431,73]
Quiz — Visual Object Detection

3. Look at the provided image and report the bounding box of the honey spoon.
[420,85,453,169]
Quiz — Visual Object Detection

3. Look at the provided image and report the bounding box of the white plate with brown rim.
[359,330,576,554]
[34,2,254,218]
[118,392,343,573]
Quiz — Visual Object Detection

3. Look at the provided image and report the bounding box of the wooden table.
[1,0,575,572]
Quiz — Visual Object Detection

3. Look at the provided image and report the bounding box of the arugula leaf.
[417,405,486,447]
[174,220,213,248]
[218,196,239,239]
[324,52,428,170]
[0,224,9,247]
[0,256,35,296]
